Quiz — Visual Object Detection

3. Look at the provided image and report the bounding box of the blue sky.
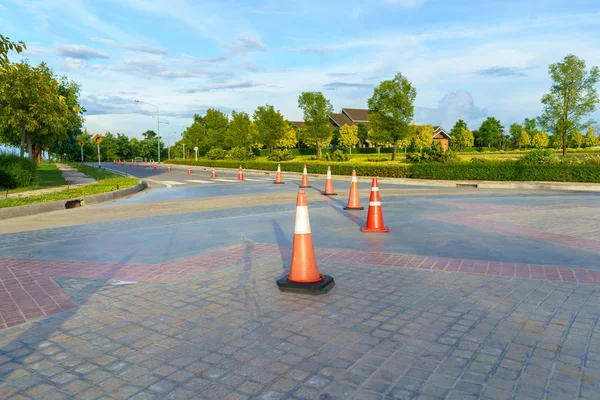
[2,0,600,141]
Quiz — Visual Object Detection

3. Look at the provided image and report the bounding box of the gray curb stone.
[0,181,147,220]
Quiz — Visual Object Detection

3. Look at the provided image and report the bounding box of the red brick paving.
[426,201,600,252]
[1,242,599,331]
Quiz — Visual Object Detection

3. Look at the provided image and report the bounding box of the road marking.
[213,178,240,182]
[146,179,172,188]
[160,180,186,185]
[186,179,215,184]
[243,178,268,182]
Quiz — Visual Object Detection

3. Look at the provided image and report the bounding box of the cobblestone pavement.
[1,184,600,399]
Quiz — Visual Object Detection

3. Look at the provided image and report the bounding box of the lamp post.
[153,117,169,161]
[134,99,161,163]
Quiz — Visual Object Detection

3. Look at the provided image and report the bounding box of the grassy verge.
[3,163,68,194]
[0,164,139,208]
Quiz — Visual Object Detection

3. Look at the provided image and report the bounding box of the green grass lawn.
[0,164,139,208]
[4,163,68,194]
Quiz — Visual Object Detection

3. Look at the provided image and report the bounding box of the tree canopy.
[298,92,333,159]
[253,104,286,151]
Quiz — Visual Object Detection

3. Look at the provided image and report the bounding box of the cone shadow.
[327,197,365,228]
[271,219,292,269]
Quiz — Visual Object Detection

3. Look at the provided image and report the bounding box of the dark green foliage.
[519,149,558,164]
[0,154,37,188]
[206,148,228,160]
[228,147,255,161]
[268,149,293,161]
[324,149,350,162]
[406,142,458,163]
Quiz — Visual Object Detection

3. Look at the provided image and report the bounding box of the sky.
[2,0,600,142]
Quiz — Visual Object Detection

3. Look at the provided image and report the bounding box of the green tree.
[452,127,474,151]
[0,34,26,69]
[515,130,531,149]
[571,130,583,148]
[227,111,259,150]
[582,126,598,147]
[0,61,77,163]
[450,120,471,151]
[367,73,416,160]
[298,92,333,159]
[476,117,504,148]
[531,131,549,148]
[509,123,523,148]
[253,104,285,151]
[276,123,298,149]
[49,77,86,162]
[523,118,539,137]
[367,128,389,153]
[412,124,434,152]
[338,124,359,154]
[357,123,368,147]
[539,54,600,156]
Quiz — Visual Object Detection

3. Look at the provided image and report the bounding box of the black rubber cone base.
[273,182,285,184]
[343,206,364,210]
[299,185,311,188]
[277,275,335,295]
[321,192,338,196]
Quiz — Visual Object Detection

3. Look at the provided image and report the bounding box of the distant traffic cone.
[343,170,364,210]
[113,160,116,165]
[211,168,217,178]
[153,164,157,170]
[136,162,139,168]
[238,165,245,181]
[129,161,132,167]
[143,163,147,168]
[187,166,192,175]
[361,177,389,233]
[276,191,335,294]
[322,166,337,195]
[299,164,310,188]
[167,165,171,172]
[274,164,284,184]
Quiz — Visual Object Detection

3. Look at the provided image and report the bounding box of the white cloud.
[56,44,109,60]
[415,90,488,129]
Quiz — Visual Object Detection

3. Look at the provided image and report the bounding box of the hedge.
[410,161,600,182]
[0,154,37,189]
[258,147,394,157]
[169,159,410,178]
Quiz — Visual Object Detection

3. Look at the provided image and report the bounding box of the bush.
[0,154,37,189]
[228,147,255,161]
[325,149,350,162]
[519,149,558,164]
[406,142,458,163]
[268,149,294,161]
[206,148,228,160]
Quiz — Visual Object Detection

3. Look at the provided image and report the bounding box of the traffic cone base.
[273,181,285,185]
[276,274,335,294]
[361,226,389,233]
[343,205,364,210]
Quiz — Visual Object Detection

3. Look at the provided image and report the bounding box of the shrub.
[206,148,228,160]
[519,149,558,164]
[406,142,458,163]
[268,149,294,161]
[0,154,37,189]
[227,147,255,161]
[325,149,350,162]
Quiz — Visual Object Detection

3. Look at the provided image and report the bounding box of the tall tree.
[523,118,539,136]
[582,126,598,147]
[450,120,470,151]
[539,54,600,156]
[357,123,369,147]
[49,77,86,162]
[367,73,416,160]
[338,124,359,154]
[515,130,531,149]
[531,131,549,148]
[477,117,504,148]
[509,123,523,144]
[412,124,434,152]
[367,129,390,153]
[276,123,298,149]
[0,61,75,163]
[571,130,583,148]
[298,92,333,159]
[253,104,285,151]
[227,111,259,150]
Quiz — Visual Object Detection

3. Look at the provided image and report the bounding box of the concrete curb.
[0,181,148,220]
[166,163,600,192]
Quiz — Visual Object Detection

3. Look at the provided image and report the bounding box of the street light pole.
[134,99,161,163]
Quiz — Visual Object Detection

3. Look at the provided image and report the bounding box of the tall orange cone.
[143,162,147,168]
[113,160,116,165]
[167,165,172,172]
[187,166,192,175]
[238,165,245,181]
[211,168,217,178]
[361,177,389,233]
[322,166,337,195]
[343,170,364,210]
[153,164,157,170]
[274,164,284,184]
[277,191,335,294]
[136,162,139,168]
[299,164,310,188]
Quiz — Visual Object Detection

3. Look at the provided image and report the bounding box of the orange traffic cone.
[299,164,310,188]
[361,177,389,233]
[129,161,132,167]
[143,163,147,168]
[167,165,171,172]
[322,166,337,195]
[238,165,245,181]
[187,166,192,175]
[153,164,157,170]
[274,164,284,184]
[113,160,116,165]
[276,191,335,294]
[211,168,217,178]
[136,162,139,168]
[344,170,364,210]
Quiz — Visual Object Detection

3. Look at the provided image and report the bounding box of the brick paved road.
[1,184,600,399]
